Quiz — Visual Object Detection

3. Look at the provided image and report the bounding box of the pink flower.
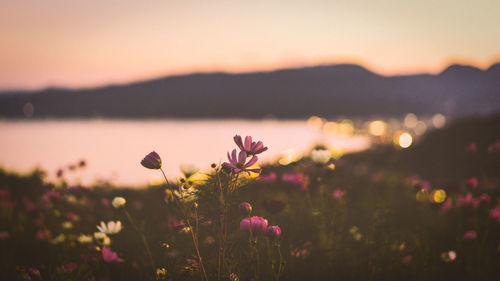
[480,194,491,204]
[102,247,124,263]
[464,177,478,189]
[419,181,431,191]
[0,231,10,239]
[458,193,473,207]
[28,268,40,276]
[488,141,500,153]
[267,225,282,238]
[240,216,268,234]
[22,197,37,212]
[463,230,477,240]
[465,142,477,152]
[233,135,268,156]
[238,202,252,215]
[257,172,277,183]
[222,149,261,175]
[402,255,412,265]
[141,151,162,169]
[489,207,500,222]
[440,198,452,215]
[282,173,309,190]
[333,189,344,200]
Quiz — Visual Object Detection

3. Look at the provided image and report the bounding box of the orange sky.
[1,0,499,90]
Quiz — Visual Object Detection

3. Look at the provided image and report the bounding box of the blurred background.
[0,0,499,186]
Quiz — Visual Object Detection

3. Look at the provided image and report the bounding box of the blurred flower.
[102,247,124,263]
[441,250,457,262]
[230,273,240,281]
[239,202,252,215]
[58,263,77,274]
[101,198,110,206]
[51,233,66,244]
[234,135,268,156]
[480,194,491,204]
[262,199,287,214]
[174,186,198,202]
[180,164,199,179]
[97,221,122,234]
[463,230,477,240]
[56,169,64,178]
[465,142,477,152]
[62,221,73,229]
[0,231,10,239]
[94,232,111,246]
[464,177,478,189]
[402,255,412,265]
[22,197,37,212]
[112,196,126,208]
[282,173,309,190]
[156,268,167,280]
[458,193,473,207]
[222,149,261,175]
[488,140,500,153]
[65,212,79,221]
[77,234,93,244]
[310,149,331,164]
[28,268,40,277]
[257,172,277,183]
[333,189,344,200]
[267,225,282,238]
[141,151,162,169]
[78,159,86,167]
[419,181,431,191]
[240,216,268,234]
[489,207,500,222]
[440,198,452,215]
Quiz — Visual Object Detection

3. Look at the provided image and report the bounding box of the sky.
[1,0,499,90]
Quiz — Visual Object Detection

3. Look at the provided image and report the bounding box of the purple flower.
[141,151,162,169]
[463,230,477,240]
[464,177,478,189]
[240,216,268,234]
[234,135,268,156]
[267,225,282,238]
[222,149,261,175]
[239,202,252,215]
[257,172,277,183]
[102,247,124,263]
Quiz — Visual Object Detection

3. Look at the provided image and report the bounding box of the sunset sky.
[1,0,499,90]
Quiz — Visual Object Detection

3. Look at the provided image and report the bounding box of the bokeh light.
[339,119,354,135]
[404,113,418,129]
[322,121,338,135]
[368,120,387,136]
[397,132,413,148]
[432,114,446,128]
[307,116,324,131]
[431,189,447,203]
[414,121,427,136]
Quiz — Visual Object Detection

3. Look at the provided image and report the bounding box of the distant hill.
[0,63,499,119]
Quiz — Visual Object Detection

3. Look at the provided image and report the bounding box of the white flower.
[77,234,93,244]
[97,221,122,234]
[311,149,331,164]
[112,197,126,208]
[180,164,199,178]
[94,232,111,246]
[51,233,66,244]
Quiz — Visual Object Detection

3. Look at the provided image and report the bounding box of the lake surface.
[0,119,370,186]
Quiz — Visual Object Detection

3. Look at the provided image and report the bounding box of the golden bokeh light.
[307,116,324,131]
[398,132,413,148]
[322,121,338,135]
[431,189,447,203]
[339,119,354,135]
[368,120,387,136]
[279,148,302,166]
[432,114,446,128]
[414,121,427,136]
[404,113,418,129]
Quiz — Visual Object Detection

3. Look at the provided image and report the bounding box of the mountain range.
[1,63,499,119]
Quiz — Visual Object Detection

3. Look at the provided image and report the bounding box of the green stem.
[123,209,156,273]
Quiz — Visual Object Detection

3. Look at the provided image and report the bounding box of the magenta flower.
[282,173,309,190]
[222,149,261,175]
[464,177,478,189]
[257,172,277,183]
[333,189,344,200]
[457,193,473,207]
[141,151,162,169]
[480,194,491,204]
[0,231,10,239]
[28,268,40,276]
[489,207,500,222]
[267,225,282,238]
[402,255,412,265]
[463,230,477,240]
[240,216,268,234]
[439,198,452,215]
[234,135,268,156]
[238,202,252,215]
[465,142,477,152]
[102,247,124,263]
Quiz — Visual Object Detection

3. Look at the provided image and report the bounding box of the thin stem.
[123,209,156,273]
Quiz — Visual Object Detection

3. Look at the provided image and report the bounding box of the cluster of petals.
[234,135,268,156]
[267,225,282,238]
[141,151,162,169]
[102,247,124,263]
[240,216,268,234]
[97,221,122,234]
[223,149,261,175]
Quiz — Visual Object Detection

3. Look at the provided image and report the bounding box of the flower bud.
[238,202,252,215]
[141,151,162,169]
[112,196,126,208]
[267,225,282,238]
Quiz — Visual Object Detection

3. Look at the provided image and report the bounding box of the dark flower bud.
[238,202,252,215]
[141,151,162,169]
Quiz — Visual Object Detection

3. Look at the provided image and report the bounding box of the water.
[0,119,370,186]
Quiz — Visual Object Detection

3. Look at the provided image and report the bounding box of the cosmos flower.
[222,149,261,175]
[463,230,477,240]
[240,216,268,234]
[464,177,478,189]
[234,135,268,156]
[238,202,252,215]
[112,196,126,208]
[96,221,122,235]
[102,247,124,263]
[141,151,162,169]
[257,172,277,183]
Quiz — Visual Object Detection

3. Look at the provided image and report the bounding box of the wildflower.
[310,149,331,164]
[240,216,268,234]
[489,206,500,222]
[440,198,452,215]
[141,151,162,169]
[62,221,73,229]
[112,196,126,208]
[94,232,111,246]
[267,225,282,238]
[180,164,199,178]
[282,173,309,190]
[0,231,10,239]
[463,230,477,240]
[156,268,167,280]
[465,142,477,152]
[96,221,122,234]
[238,202,252,215]
[480,194,491,204]
[464,177,478,189]
[457,193,473,207]
[51,233,66,244]
[28,268,40,277]
[488,141,500,153]
[333,189,344,200]
[441,250,457,262]
[257,172,277,183]
[230,273,240,281]
[102,247,124,263]
[233,135,268,156]
[222,149,261,175]
[402,255,412,265]
[77,234,93,244]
